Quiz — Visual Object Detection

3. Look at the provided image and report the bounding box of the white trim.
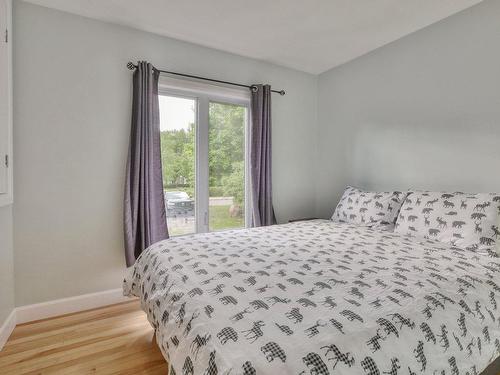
[0,289,137,350]
[0,309,16,351]
[158,78,251,234]
[0,0,13,207]
[197,95,210,233]
[244,106,252,228]
[159,75,250,103]
[15,288,135,325]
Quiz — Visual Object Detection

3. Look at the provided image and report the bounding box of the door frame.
[158,76,251,234]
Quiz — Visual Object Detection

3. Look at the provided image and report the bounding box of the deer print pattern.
[190,333,211,359]
[413,340,426,371]
[395,191,500,252]
[322,344,355,369]
[304,319,327,338]
[182,356,194,375]
[241,321,265,343]
[332,186,406,228]
[124,219,500,374]
[383,358,400,375]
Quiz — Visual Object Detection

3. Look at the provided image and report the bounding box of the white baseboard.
[15,288,135,325]
[0,309,16,351]
[0,288,137,351]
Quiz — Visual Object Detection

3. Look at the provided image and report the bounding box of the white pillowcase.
[332,186,407,229]
[394,191,500,252]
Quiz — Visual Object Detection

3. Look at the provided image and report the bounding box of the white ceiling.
[23,0,482,74]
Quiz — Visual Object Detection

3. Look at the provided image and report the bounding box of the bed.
[124,219,500,375]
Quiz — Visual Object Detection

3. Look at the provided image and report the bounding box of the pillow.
[394,191,500,252]
[332,186,407,228]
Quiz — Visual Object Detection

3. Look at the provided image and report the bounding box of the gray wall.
[13,0,500,306]
[316,0,500,218]
[13,2,318,305]
[0,206,15,324]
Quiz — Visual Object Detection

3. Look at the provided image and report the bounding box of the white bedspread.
[124,220,500,375]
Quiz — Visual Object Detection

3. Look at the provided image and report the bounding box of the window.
[159,95,196,235]
[158,77,250,235]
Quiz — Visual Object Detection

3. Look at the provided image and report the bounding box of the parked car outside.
[165,191,194,217]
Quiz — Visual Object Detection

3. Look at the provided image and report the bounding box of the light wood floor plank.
[0,301,168,375]
[2,316,146,358]
[4,300,497,375]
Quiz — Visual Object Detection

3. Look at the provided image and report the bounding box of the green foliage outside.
[209,186,224,197]
[209,205,244,231]
[207,102,245,206]
[160,101,246,228]
[221,161,244,206]
[160,124,195,190]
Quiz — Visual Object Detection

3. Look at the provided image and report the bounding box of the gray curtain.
[124,61,168,267]
[250,84,277,226]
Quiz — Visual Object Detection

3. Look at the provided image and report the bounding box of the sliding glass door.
[159,95,197,236]
[208,101,247,231]
[159,81,250,235]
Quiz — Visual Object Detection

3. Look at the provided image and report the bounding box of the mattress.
[124,220,500,375]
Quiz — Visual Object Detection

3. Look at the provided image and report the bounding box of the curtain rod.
[127,62,286,96]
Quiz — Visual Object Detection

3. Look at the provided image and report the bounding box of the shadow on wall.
[350,121,500,193]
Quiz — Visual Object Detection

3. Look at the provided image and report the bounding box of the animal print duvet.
[123,220,500,375]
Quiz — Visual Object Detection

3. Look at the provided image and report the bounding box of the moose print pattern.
[332,186,407,228]
[124,220,500,375]
[395,191,500,253]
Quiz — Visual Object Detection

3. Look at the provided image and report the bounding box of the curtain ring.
[250,85,259,93]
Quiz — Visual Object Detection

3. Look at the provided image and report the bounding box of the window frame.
[158,76,252,234]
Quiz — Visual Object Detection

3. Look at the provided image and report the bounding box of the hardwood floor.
[0,301,168,374]
[2,300,499,375]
